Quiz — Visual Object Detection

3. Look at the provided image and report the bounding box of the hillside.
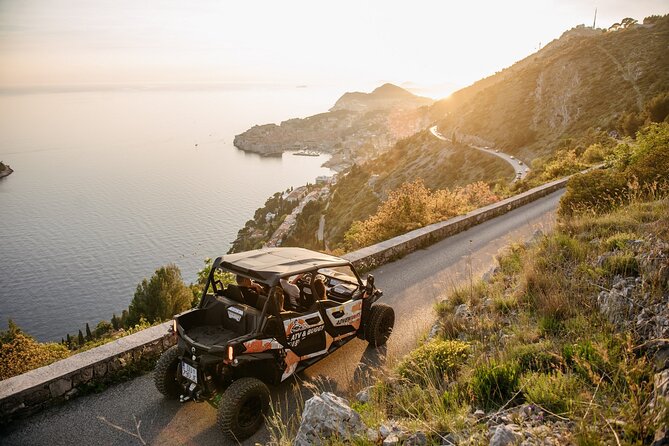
[235,15,669,254]
[321,131,511,249]
[233,84,433,169]
[431,16,669,160]
[270,122,669,445]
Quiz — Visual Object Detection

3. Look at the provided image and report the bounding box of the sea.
[0,84,346,341]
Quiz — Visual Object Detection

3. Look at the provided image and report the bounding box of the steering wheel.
[214,279,224,293]
[296,272,312,287]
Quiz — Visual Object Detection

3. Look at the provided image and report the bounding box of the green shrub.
[559,170,628,216]
[493,294,519,314]
[602,253,640,277]
[470,359,521,410]
[562,341,612,385]
[603,232,638,251]
[510,342,562,373]
[540,233,587,264]
[127,264,192,326]
[397,339,470,384]
[539,315,563,336]
[521,371,581,414]
[497,244,525,275]
[95,320,113,338]
[581,143,606,164]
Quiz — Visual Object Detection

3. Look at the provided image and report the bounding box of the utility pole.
[593,8,597,28]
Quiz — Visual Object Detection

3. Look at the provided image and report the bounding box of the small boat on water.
[293,150,320,157]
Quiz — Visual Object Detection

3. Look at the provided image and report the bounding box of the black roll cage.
[199,256,365,336]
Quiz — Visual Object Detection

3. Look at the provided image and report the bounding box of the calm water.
[0,85,343,340]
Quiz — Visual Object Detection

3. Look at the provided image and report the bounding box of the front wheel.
[154,345,181,399]
[365,304,395,347]
[217,377,270,441]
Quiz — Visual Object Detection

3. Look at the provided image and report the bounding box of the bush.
[344,179,498,249]
[540,149,587,180]
[581,143,607,163]
[521,371,581,414]
[469,359,521,410]
[559,170,628,216]
[127,264,192,326]
[628,122,669,184]
[509,342,562,373]
[0,320,69,380]
[95,320,113,338]
[602,253,640,277]
[560,123,669,217]
[562,341,612,385]
[397,339,470,384]
[603,232,638,251]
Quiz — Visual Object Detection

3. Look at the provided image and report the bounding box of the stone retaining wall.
[0,322,175,422]
[344,176,569,271]
[0,173,576,423]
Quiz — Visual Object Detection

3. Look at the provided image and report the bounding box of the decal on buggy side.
[283,313,324,348]
[243,338,282,353]
[326,301,363,328]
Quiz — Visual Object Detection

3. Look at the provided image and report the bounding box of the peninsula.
[233,83,433,171]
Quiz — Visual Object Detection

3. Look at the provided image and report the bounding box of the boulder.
[356,386,372,403]
[405,431,428,445]
[294,392,366,446]
[489,424,521,446]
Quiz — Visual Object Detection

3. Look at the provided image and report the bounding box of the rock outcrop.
[0,162,13,179]
[294,392,367,445]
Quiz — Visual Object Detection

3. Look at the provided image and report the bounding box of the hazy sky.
[0,0,667,97]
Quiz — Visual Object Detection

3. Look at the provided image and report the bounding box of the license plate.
[181,361,198,383]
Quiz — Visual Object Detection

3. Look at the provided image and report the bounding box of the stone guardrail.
[0,173,575,423]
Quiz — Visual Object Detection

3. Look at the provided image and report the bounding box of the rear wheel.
[217,377,270,441]
[365,304,395,347]
[154,345,181,399]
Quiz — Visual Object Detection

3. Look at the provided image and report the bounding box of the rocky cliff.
[233,84,433,170]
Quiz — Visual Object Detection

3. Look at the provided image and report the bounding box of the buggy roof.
[216,247,352,285]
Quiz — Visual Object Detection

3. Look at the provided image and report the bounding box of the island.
[0,161,13,179]
[233,83,434,171]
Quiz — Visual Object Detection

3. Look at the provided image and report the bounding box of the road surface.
[1,190,563,446]
[429,126,529,181]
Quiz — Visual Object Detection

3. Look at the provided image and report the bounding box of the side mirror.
[366,274,375,292]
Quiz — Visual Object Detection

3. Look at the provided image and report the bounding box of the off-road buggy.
[154,247,394,440]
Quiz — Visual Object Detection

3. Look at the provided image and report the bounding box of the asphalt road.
[1,190,563,446]
[429,126,530,180]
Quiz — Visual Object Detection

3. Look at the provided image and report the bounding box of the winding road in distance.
[430,126,530,181]
[2,189,563,446]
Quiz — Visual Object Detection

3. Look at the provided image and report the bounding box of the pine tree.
[77,329,85,346]
[111,314,120,330]
[66,333,72,349]
[121,309,129,328]
[61,338,65,345]
[85,323,93,341]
